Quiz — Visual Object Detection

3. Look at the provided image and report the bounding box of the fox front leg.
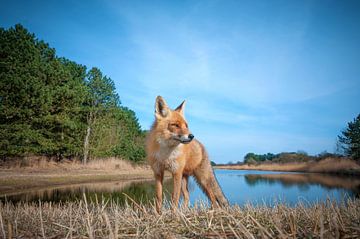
[171,172,183,211]
[155,172,164,214]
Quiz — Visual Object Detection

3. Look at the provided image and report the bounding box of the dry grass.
[219,162,309,172]
[53,157,145,172]
[85,157,137,170]
[0,156,145,171]
[217,157,360,175]
[1,197,359,238]
[308,158,360,173]
[0,156,59,169]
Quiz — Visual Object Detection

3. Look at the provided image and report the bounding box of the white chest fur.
[152,141,183,174]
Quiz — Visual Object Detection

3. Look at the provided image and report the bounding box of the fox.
[146,96,228,213]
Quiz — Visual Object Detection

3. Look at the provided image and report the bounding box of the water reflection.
[0,179,173,205]
[244,173,360,197]
[211,170,359,206]
[1,170,359,206]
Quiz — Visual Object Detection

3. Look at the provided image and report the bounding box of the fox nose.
[188,134,194,140]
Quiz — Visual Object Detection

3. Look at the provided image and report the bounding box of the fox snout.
[176,133,194,144]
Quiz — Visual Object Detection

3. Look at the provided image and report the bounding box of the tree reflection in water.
[0,179,173,205]
[244,173,360,198]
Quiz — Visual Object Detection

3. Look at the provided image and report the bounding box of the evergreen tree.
[338,114,360,161]
[0,24,146,162]
[1,24,49,156]
[0,25,88,159]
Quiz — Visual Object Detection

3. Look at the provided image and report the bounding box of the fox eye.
[170,123,180,128]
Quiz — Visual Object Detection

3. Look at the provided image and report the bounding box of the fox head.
[153,96,194,145]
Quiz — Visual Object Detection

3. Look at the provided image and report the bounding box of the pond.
[1,170,359,206]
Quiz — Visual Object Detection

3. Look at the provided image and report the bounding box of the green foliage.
[85,67,120,109]
[0,24,87,158]
[0,24,145,162]
[244,152,276,164]
[272,152,313,163]
[245,158,258,165]
[243,151,322,164]
[338,114,360,161]
[89,107,145,162]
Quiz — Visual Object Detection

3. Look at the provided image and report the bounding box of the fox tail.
[194,159,229,207]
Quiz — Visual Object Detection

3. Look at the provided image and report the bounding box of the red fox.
[146,96,228,212]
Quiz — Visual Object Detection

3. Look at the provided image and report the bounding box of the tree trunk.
[83,112,93,164]
[83,125,91,164]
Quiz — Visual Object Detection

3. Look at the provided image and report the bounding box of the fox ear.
[175,100,186,116]
[155,96,170,118]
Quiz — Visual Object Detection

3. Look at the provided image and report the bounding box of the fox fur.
[146,96,228,212]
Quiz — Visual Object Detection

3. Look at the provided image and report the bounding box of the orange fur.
[146,96,228,213]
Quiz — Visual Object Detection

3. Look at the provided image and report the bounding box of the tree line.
[0,24,145,163]
[242,151,335,165]
[241,114,360,165]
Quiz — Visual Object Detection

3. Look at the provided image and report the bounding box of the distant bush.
[317,151,341,161]
[272,152,315,163]
[245,158,258,165]
[243,151,344,165]
[244,152,277,164]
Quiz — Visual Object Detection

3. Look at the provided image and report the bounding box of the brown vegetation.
[1,197,359,238]
[217,157,360,175]
[0,156,145,170]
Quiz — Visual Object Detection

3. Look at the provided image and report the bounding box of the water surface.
[1,170,359,206]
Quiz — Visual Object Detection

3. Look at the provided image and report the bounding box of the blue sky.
[1,0,359,163]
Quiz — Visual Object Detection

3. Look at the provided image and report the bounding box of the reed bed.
[1,196,360,239]
[217,157,360,175]
[0,156,145,171]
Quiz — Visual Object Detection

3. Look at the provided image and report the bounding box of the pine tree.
[338,114,360,161]
[0,25,89,159]
[1,24,146,162]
